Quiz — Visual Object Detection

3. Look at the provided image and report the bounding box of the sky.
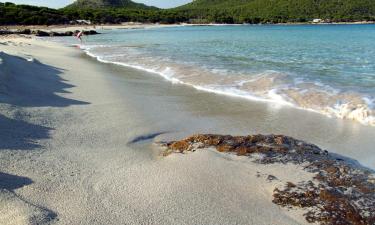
[3,0,192,8]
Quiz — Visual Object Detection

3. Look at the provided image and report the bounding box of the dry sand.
[0,36,374,224]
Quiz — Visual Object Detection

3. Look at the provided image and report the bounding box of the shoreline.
[72,35,375,168]
[78,34,374,127]
[69,37,375,167]
[1,21,374,33]
[0,36,374,224]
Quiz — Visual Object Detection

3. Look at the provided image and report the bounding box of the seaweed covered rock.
[164,134,323,162]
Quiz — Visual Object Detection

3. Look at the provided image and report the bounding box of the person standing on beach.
[76,31,83,43]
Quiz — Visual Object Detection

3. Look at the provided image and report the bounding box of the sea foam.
[79,42,375,126]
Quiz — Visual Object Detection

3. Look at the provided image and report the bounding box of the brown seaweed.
[161,134,375,225]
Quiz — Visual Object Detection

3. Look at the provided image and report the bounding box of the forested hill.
[65,0,156,9]
[176,0,375,23]
[0,2,68,25]
[1,0,375,25]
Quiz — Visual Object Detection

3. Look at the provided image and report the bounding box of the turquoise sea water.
[75,25,375,125]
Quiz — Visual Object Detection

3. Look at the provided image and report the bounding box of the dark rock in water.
[64,31,74,36]
[83,30,99,35]
[0,30,13,35]
[72,30,99,36]
[49,32,62,37]
[0,29,31,35]
[33,30,50,37]
[49,31,75,37]
[0,29,99,37]
[17,29,31,35]
[161,134,375,225]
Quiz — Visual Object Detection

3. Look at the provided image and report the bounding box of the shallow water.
[83,55,375,170]
[68,25,375,125]
[73,25,375,125]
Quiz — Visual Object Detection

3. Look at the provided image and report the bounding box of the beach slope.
[0,36,373,225]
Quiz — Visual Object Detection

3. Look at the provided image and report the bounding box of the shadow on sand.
[0,172,33,190]
[0,51,89,107]
[0,114,52,150]
[128,131,169,145]
[0,52,89,151]
[0,172,58,223]
[0,51,88,222]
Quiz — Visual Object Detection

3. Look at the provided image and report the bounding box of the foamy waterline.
[79,45,375,126]
[80,45,296,105]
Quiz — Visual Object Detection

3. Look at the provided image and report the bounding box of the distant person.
[76,31,84,43]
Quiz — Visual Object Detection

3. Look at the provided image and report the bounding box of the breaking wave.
[80,44,375,126]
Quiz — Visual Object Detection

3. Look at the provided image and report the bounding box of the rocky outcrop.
[17,29,32,35]
[82,30,99,35]
[0,29,100,37]
[161,134,375,225]
[34,30,99,37]
[0,30,13,35]
[32,30,50,37]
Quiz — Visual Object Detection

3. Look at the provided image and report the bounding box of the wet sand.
[96,53,375,169]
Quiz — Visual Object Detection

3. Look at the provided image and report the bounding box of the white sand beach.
[0,36,374,224]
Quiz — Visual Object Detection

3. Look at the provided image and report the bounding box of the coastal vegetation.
[1,0,375,25]
[65,0,154,9]
[176,0,375,23]
[0,2,68,25]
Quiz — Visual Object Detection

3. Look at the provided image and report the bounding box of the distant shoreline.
[1,21,375,33]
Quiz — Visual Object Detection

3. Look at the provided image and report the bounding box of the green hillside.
[176,0,375,23]
[1,0,375,25]
[65,0,156,9]
[0,2,68,25]
[178,0,251,9]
